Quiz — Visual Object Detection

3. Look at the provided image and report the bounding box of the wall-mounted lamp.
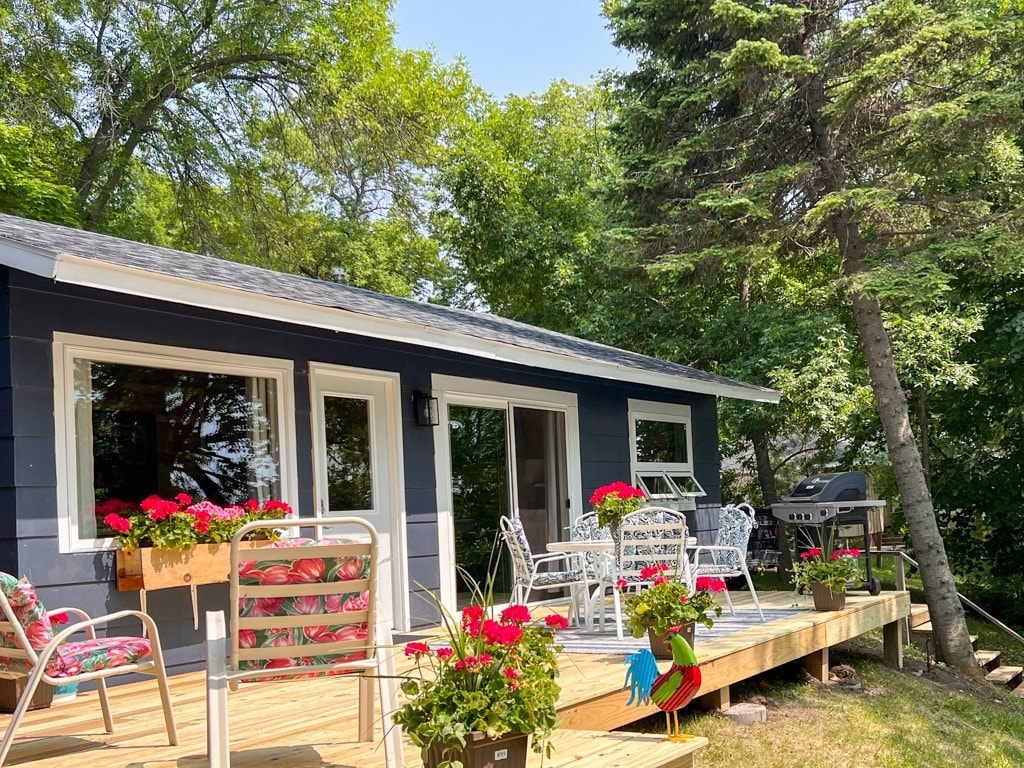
[413,390,440,427]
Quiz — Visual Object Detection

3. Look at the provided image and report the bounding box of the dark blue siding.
[3,268,724,671]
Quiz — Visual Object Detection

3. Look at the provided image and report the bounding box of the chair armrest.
[530,551,583,570]
[48,609,162,647]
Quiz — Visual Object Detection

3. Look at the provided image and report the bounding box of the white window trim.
[53,332,298,553]
[628,399,695,478]
[431,375,583,610]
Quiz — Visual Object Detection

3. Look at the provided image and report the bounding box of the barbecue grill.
[770,471,885,595]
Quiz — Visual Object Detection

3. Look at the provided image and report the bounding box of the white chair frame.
[0,598,177,766]
[498,515,593,626]
[205,516,403,768]
[689,503,765,620]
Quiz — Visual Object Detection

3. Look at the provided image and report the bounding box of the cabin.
[0,212,778,673]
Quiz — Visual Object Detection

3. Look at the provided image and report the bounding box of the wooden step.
[909,604,930,629]
[1013,682,1024,698]
[987,665,1024,689]
[976,649,1002,672]
[909,622,978,650]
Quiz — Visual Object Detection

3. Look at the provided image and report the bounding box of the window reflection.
[75,360,280,537]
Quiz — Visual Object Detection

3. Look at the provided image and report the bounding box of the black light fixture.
[413,390,440,427]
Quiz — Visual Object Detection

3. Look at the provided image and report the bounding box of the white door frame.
[309,363,409,630]
[431,375,582,611]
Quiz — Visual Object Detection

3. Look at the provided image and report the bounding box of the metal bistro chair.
[589,507,691,640]
[0,571,177,766]
[498,515,593,627]
[205,516,403,768]
[689,503,765,620]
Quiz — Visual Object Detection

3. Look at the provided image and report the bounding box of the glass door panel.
[324,396,373,512]
[512,407,568,568]
[448,404,510,601]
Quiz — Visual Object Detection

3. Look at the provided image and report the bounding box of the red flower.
[436,646,454,660]
[337,558,363,581]
[47,611,70,626]
[103,513,131,534]
[174,493,192,505]
[404,642,431,657]
[544,614,568,630]
[615,578,628,590]
[590,481,645,506]
[640,564,669,580]
[461,605,484,636]
[801,547,823,559]
[500,604,531,625]
[695,576,727,593]
[502,667,520,679]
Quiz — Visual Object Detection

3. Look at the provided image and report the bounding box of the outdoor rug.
[554,607,806,655]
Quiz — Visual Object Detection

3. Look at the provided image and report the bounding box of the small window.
[55,335,295,551]
[635,419,689,464]
[628,400,703,505]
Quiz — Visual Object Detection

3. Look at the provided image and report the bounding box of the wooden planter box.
[0,673,53,713]
[116,541,263,592]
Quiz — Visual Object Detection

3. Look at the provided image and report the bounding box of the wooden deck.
[1,589,907,768]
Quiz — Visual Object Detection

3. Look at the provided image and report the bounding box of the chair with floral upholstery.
[689,503,765,620]
[498,514,594,627]
[0,571,177,766]
[205,516,403,768]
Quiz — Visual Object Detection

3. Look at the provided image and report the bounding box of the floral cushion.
[0,571,152,678]
[45,636,151,678]
[0,571,54,672]
[236,537,372,674]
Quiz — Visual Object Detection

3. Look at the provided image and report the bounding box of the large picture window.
[55,335,295,551]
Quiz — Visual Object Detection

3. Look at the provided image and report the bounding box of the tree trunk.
[915,387,931,491]
[750,427,792,581]
[838,219,979,676]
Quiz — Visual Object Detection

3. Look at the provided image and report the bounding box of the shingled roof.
[0,214,779,402]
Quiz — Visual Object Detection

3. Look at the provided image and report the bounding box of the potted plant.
[102,493,293,596]
[393,602,567,768]
[791,544,862,611]
[620,566,726,659]
[589,481,645,530]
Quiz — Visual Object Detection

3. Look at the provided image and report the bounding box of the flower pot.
[52,682,78,703]
[425,731,529,768]
[115,540,263,592]
[810,582,846,611]
[647,620,696,661]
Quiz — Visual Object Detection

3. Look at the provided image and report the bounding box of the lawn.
[621,634,1024,768]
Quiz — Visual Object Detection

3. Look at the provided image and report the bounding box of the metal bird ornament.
[622,627,701,741]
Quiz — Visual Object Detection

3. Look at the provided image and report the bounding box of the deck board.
[0,589,907,767]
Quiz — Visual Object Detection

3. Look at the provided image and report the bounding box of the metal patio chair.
[689,503,765,620]
[586,506,691,640]
[205,516,403,768]
[498,514,593,626]
[0,571,177,766]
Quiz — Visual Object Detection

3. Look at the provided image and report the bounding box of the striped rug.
[555,607,806,655]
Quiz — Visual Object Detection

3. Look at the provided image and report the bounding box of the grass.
[619,634,1024,768]
[749,552,1024,667]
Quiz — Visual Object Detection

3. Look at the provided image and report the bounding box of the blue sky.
[391,1,633,98]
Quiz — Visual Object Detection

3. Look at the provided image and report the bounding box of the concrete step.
[987,665,1024,689]
[976,649,1002,672]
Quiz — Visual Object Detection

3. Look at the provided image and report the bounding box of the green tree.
[0,0,470,296]
[433,81,616,328]
[0,123,79,225]
[604,0,1024,673]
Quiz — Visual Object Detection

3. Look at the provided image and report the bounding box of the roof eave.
[11,245,780,404]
